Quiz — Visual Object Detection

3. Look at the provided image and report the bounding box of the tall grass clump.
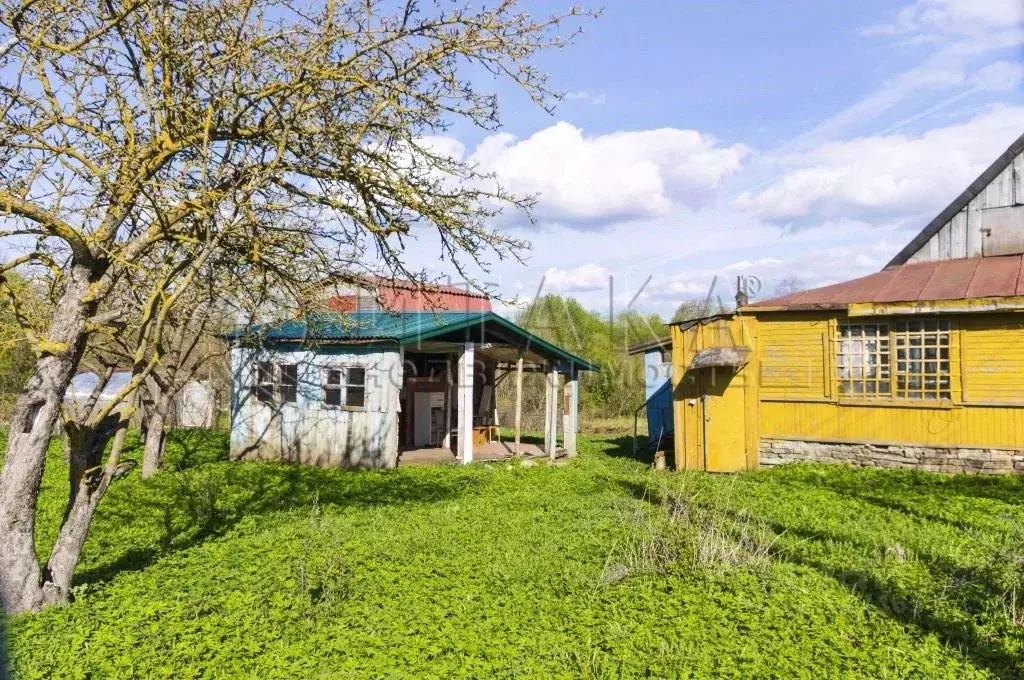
[603,475,780,582]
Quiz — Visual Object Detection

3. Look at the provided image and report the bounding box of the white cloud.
[737,104,1024,226]
[541,263,611,293]
[783,0,1023,151]
[865,0,1024,41]
[969,60,1024,91]
[467,122,749,227]
[564,90,607,105]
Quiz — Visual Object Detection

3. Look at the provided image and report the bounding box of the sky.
[399,0,1024,320]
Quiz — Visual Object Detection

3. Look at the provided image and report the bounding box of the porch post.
[545,366,558,460]
[443,358,453,450]
[565,367,579,457]
[514,353,524,456]
[457,342,475,464]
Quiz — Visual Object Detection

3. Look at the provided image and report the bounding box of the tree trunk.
[142,396,171,479]
[41,420,130,603]
[0,263,97,614]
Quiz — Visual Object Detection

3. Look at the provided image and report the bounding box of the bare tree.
[0,0,590,613]
[772,276,806,298]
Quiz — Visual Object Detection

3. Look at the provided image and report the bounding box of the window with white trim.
[252,362,298,403]
[323,366,366,408]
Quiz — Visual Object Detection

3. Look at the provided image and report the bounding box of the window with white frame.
[836,319,952,400]
[252,362,298,403]
[323,366,366,408]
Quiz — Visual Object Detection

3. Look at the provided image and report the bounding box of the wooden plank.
[513,354,523,455]
[1014,153,1023,205]
[457,342,474,464]
[983,162,1016,209]
[545,369,559,460]
[566,369,579,457]
[743,318,760,470]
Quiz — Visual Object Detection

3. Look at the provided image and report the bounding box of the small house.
[668,131,1024,474]
[227,280,597,468]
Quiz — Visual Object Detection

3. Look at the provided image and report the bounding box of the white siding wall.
[229,344,401,468]
[908,150,1024,263]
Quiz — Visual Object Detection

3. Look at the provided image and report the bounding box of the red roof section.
[750,255,1024,310]
[327,277,492,313]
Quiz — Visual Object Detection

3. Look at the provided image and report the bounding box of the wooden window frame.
[252,362,298,404]
[833,317,958,406]
[836,322,890,398]
[321,365,367,411]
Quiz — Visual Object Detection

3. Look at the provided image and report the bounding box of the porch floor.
[398,441,562,466]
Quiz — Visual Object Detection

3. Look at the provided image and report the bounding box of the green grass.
[4,430,1024,678]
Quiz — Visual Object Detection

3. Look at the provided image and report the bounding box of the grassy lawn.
[4,430,1024,678]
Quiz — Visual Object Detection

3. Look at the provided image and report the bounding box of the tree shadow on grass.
[74,444,482,588]
[744,509,1024,679]
[766,463,1024,508]
[591,435,657,465]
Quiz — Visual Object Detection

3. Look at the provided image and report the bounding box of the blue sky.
[404,0,1024,318]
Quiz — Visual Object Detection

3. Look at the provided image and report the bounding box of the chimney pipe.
[735,275,749,308]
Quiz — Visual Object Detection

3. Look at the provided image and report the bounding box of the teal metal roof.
[228,311,598,371]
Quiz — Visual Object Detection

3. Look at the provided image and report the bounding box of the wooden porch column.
[513,354,524,455]
[457,342,475,464]
[564,367,579,457]
[442,359,452,450]
[544,366,558,460]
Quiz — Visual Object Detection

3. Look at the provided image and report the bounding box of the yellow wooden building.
[670,132,1024,474]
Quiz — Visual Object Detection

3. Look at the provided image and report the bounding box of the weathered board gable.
[893,133,1024,265]
[229,344,401,468]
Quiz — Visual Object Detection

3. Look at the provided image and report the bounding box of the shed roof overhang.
[687,346,751,371]
[225,311,599,372]
[626,337,672,356]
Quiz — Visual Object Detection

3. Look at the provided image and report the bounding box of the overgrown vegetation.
[5,430,1024,678]
[500,295,670,425]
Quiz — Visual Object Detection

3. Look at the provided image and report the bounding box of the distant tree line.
[496,295,720,428]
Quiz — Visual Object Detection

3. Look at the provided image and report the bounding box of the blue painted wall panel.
[644,350,673,444]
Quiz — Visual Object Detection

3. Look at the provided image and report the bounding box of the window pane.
[256,362,274,384]
[279,364,297,403]
[254,362,275,402]
[325,387,342,406]
[346,387,365,407]
[327,369,342,386]
[347,367,365,387]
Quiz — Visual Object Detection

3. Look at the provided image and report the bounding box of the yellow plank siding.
[753,312,1022,449]
[760,400,1024,449]
[960,314,1024,404]
[757,315,830,400]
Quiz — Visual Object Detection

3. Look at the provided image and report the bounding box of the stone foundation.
[760,438,1024,474]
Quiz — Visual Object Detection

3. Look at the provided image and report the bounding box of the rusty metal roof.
[749,255,1024,311]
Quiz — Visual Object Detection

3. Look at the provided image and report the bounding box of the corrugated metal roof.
[749,255,1024,311]
[227,311,599,371]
